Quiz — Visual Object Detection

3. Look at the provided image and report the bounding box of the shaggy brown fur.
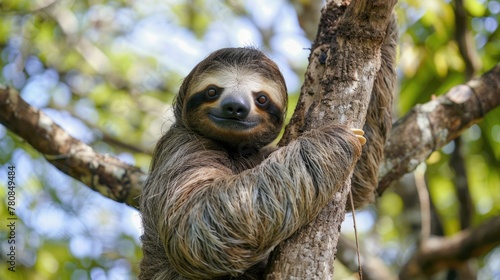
[139,48,364,279]
[349,14,397,210]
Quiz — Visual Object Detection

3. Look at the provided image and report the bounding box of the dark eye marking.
[252,91,283,124]
[185,85,223,112]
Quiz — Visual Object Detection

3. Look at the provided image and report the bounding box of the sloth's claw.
[351,128,366,146]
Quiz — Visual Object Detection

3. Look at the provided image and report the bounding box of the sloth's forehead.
[189,67,285,107]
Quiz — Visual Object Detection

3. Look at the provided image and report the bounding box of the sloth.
[139,45,392,279]
[139,47,366,279]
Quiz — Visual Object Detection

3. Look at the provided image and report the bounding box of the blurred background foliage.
[0,0,499,279]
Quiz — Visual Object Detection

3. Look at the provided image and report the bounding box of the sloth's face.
[183,67,286,149]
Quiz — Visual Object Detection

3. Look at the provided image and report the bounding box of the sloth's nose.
[221,96,250,119]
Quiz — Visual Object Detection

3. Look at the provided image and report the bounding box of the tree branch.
[378,64,500,194]
[0,86,144,208]
[399,216,500,278]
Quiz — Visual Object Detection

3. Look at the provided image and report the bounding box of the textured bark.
[378,64,500,194]
[267,0,397,277]
[0,86,144,207]
[399,216,500,278]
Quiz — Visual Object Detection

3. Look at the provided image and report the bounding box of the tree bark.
[266,0,397,277]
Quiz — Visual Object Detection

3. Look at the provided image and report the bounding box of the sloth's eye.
[207,88,217,97]
[256,95,268,105]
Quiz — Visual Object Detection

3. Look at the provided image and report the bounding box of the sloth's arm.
[146,126,362,278]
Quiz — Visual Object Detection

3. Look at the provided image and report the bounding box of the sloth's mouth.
[208,114,258,130]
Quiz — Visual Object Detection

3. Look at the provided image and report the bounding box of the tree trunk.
[266,0,397,277]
